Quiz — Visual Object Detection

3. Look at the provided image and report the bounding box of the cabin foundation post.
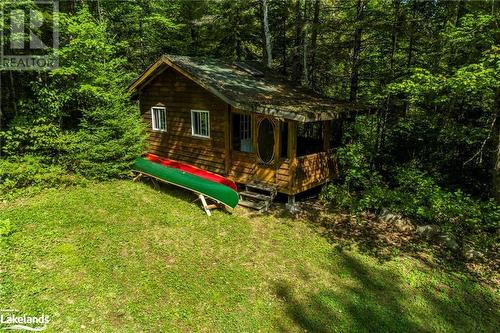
[286,195,299,213]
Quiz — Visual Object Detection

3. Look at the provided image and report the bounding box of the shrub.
[1,7,147,182]
[62,103,146,180]
[0,121,67,159]
[392,165,499,249]
[322,142,389,213]
[322,156,500,252]
[0,156,84,201]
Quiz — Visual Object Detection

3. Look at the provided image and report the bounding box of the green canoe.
[132,157,239,209]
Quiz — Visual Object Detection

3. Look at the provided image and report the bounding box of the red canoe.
[145,154,238,191]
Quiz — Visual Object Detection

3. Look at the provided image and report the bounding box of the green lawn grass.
[0,180,498,332]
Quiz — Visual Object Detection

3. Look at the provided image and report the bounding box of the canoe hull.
[132,157,239,209]
[145,154,237,191]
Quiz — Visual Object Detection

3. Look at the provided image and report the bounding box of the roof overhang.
[128,55,238,107]
[128,55,364,122]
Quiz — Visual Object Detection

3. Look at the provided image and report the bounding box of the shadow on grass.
[273,252,499,333]
[271,201,422,260]
[134,176,233,215]
[269,200,499,283]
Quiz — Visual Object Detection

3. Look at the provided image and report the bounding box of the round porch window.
[257,118,275,164]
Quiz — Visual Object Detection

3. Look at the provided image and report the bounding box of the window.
[232,113,252,152]
[151,107,167,132]
[297,121,324,156]
[191,110,210,138]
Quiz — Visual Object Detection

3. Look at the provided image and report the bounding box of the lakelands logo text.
[0,310,49,332]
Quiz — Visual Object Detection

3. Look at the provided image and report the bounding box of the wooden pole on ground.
[199,194,212,216]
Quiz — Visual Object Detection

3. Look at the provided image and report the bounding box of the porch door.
[254,116,279,184]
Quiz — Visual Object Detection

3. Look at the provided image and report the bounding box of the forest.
[0,0,498,258]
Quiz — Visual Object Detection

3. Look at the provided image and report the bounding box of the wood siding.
[228,151,255,184]
[139,66,228,175]
[138,65,338,196]
[292,151,339,194]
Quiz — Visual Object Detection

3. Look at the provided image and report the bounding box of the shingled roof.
[128,54,361,122]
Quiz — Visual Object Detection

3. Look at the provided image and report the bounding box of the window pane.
[192,111,209,137]
[202,113,208,136]
[241,114,251,152]
[152,108,167,131]
[153,109,157,129]
[193,112,199,134]
[200,113,205,135]
[232,113,252,152]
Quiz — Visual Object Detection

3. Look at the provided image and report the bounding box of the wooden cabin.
[128,55,358,209]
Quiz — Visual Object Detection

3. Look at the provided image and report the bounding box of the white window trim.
[151,106,167,132]
[191,109,211,138]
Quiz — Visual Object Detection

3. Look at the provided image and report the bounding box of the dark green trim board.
[132,158,239,209]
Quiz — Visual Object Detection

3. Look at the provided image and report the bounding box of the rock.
[379,209,398,223]
[379,209,402,223]
[286,202,301,214]
[463,245,484,261]
[379,210,415,232]
[386,214,399,222]
[363,212,377,220]
[416,225,441,240]
[435,233,459,251]
[393,218,414,232]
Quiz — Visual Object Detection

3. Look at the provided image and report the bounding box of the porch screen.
[297,121,324,156]
[329,120,343,149]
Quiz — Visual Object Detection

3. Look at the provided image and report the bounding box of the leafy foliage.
[0,156,84,200]
[1,6,146,186]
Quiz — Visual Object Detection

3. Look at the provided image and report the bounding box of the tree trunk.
[139,4,145,66]
[349,0,365,101]
[9,71,17,119]
[389,0,400,76]
[292,0,304,83]
[96,0,103,22]
[373,0,400,167]
[453,0,463,26]
[407,0,417,68]
[309,0,320,89]
[282,6,287,75]
[302,1,308,86]
[262,0,273,68]
[494,112,500,202]
[235,6,242,61]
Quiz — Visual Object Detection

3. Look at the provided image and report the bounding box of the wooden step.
[246,181,277,197]
[239,191,272,201]
[238,199,267,211]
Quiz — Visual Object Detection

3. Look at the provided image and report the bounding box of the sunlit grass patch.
[0,180,498,332]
